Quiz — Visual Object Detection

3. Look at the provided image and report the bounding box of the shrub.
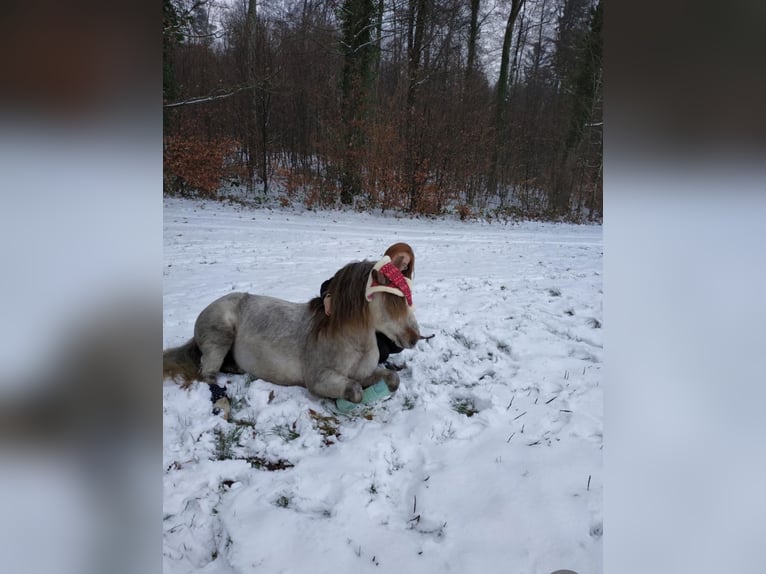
[164,134,243,196]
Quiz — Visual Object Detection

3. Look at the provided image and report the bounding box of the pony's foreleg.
[308,371,364,403]
[361,367,400,393]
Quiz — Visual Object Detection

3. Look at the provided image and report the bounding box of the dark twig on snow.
[513,411,527,421]
[545,395,558,404]
[587,474,592,491]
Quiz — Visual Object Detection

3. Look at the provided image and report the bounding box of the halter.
[365,256,413,306]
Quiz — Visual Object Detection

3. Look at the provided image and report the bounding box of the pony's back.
[231,294,312,386]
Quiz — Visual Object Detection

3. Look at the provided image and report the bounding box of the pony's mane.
[310,260,375,338]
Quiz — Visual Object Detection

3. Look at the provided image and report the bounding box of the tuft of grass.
[247,456,294,471]
[402,396,416,410]
[548,287,562,297]
[227,394,249,413]
[308,409,341,445]
[270,423,300,442]
[451,397,479,417]
[588,317,602,329]
[275,495,290,508]
[214,426,244,460]
[229,415,256,429]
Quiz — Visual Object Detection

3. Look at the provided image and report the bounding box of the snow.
[163,197,603,574]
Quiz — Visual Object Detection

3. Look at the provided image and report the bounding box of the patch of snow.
[163,197,602,573]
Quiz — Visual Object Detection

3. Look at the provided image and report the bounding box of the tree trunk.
[552,0,602,216]
[339,0,377,205]
[465,0,480,84]
[405,0,429,212]
[487,0,524,204]
[245,0,258,194]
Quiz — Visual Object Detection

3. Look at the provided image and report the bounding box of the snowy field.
[163,197,603,574]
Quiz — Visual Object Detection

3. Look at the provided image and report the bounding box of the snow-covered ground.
[163,197,603,574]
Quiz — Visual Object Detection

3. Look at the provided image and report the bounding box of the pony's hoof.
[384,372,400,393]
[343,382,363,403]
[212,397,231,421]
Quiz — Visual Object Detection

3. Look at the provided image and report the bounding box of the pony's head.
[310,243,420,348]
[367,248,420,349]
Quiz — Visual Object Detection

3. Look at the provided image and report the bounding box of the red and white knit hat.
[365,255,414,307]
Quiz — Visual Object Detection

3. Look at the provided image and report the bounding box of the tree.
[550,0,601,216]
[163,0,182,106]
[487,0,525,203]
[161,0,602,220]
[404,0,430,212]
[338,0,378,204]
[465,0,481,84]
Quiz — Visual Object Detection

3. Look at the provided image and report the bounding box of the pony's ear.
[372,269,390,286]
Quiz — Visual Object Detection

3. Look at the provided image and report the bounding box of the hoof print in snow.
[274,494,291,508]
[589,520,603,538]
[454,334,475,349]
[409,515,447,540]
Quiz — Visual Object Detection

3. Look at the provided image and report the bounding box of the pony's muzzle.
[401,327,421,349]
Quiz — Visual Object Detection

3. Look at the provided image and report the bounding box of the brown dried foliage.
[164,134,243,197]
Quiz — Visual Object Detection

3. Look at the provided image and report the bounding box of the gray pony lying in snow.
[163,243,421,412]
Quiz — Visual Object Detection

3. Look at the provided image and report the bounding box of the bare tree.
[162,0,602,220]
[487,0,525,204]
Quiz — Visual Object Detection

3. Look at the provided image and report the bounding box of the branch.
[179,29,225,41]
[163,85,254,108]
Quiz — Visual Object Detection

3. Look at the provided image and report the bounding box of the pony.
[163,243,421,405]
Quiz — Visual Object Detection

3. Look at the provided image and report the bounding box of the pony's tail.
[163,339,201,388]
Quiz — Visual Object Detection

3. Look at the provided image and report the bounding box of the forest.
[163,0,602,221]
